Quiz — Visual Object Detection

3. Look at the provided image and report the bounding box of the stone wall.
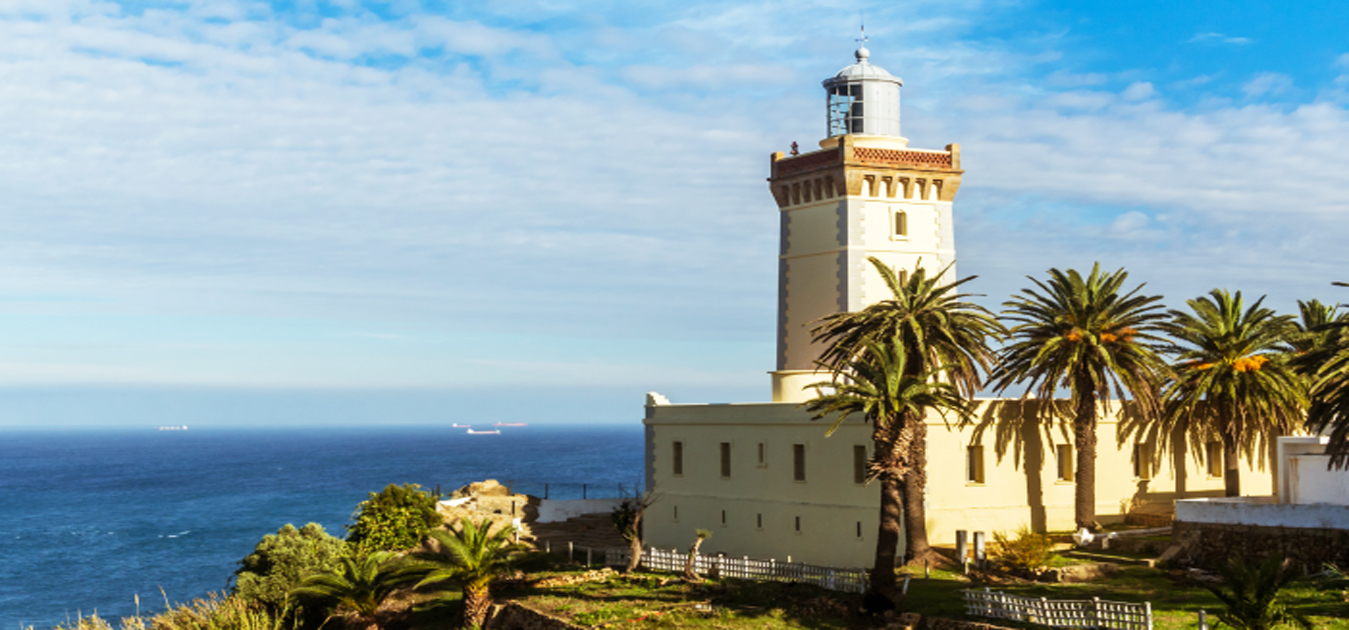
[486,602,583,630]
[1173,520,1349,570]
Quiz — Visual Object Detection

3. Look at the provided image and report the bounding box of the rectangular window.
[894,210,907,237]
[856,521,863,539]
[672,441,683,476]
[794,516,801,532]
[967,444,986,484]
[720,442,731,478]
[1133,444,1153,480]
[756,513,762,529]
[1206,441,1224,478]
[1056,444,1074,482]
[758,442,766,467]
[673,505,678,521]
[793,444,807,481]
[853,445,867,484]
[721,510,726,525]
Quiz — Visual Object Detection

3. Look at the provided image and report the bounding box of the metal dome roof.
[823,46,903,86]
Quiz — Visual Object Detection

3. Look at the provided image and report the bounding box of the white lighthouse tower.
[768,43,965,402]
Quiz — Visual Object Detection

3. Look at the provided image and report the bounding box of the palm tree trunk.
[462,585,493,629]
[1073,387,1099,531]
[870,421,905,601]
[901,410,937,564]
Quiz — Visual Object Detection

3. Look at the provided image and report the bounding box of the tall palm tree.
[407,517,526,629]
[993,264,1170,531]
[1160,289,1306,497]
[290,551,409,630]
[1290,299,1349,356]
[1296,286,1349,468]
[805,340,973,602]
[811,257,1001,569]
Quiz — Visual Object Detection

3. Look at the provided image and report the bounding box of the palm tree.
[1297,287,1349,469]
[1290,299,1349,356]
[811,257,1001,568]
[407,517,526,629]
[290,551,409,630]
[1160,290,1307,497]
[805,340,973,602]
[993,264,1170,531]
[1202,556,1311,630]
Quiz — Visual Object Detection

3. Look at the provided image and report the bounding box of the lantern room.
[821,45,903,138]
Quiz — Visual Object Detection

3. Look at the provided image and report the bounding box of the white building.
[642,44,1267,570]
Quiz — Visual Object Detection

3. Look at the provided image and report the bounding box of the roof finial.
[855,20,870,62]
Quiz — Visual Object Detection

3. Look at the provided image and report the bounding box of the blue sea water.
[0,424,643,629]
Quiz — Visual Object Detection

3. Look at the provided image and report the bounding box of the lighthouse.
[767,43,965,403]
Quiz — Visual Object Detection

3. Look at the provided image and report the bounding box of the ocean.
[0,424,644,629]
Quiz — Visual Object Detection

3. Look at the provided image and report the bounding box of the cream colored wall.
[644,398,1275,570]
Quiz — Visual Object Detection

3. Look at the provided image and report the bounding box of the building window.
[795,516,801,532]
[967,444,985,484]
[1206,441,1224,478]
[721,510,726,525]
[672,441,683,476]
[1133,443,1153,480]
[853,445,867,484]
[673,505,678,521]
[1056,444,1074,482]
[793,444,807,481]
[720,442,731,478]
[756,513,762,529]
[758,442,766,467]
[856,521,863,539]
[894,210,908,237]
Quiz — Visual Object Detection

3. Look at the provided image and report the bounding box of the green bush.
[233,523,346,622]
[991,525,1056,573]
[149,593,282,630]
[345,483,443,554]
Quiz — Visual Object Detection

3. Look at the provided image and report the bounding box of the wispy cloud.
[1187,32,1253,45]
[1242,71,1294,98]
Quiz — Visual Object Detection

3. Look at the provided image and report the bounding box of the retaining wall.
[1173,520,1349,569]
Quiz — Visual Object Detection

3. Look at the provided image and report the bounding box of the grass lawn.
[490,559,1349,629]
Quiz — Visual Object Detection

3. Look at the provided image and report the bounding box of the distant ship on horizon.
[493,422,527,427]
[452,423,471,428]
[157,425,188,431]
[466,429,501,435]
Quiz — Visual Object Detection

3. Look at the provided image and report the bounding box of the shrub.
[1203,556,1311,630]
[991,525,1055,573]
[345,483,444,554]
[233,523,346,627]
[149,593,282,630]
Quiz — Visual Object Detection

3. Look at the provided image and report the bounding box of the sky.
[1,0,1348,426]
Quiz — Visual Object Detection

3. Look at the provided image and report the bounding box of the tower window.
[795,516,801,532]
[757,442,766,467]
[1056,444,1074,482]
[756,513,762,529]
[893,211,907,238]
[672,441,683,476]
[793,444,807,481]
[827,84,864,136]
[720,442,731,478]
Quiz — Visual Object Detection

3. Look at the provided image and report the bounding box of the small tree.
[1202,556,1311,630]
[682,529,710,582]
[611,493,652,574]
[991,526,1055,575]
[346,483,444,554]
[233,523,347,624]
[290,551,412,630]
[407,517,527,629]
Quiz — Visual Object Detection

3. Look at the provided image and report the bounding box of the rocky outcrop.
[486,602,584,630]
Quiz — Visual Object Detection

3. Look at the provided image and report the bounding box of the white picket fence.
[602,546,867,594]
[964,588,1152,630]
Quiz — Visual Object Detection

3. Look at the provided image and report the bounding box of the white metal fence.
[964,588,1152,630]
[602,546,867,594]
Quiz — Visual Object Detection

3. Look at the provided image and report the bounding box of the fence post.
[586,546,592,567]
[545,540,550,554]
[1198,609,1206,630]
[901,574,911,595]
[956,530,968,564]
[973,531,986,568]
[1091,596,1100,629]
[568,541,573,562]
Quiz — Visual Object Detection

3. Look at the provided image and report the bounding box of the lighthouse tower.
[768,43,964,403]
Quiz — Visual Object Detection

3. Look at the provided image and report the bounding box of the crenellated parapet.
[768,136,963,208]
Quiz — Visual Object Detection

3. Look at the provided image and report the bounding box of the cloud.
[1242,72,1294,98]
[1187,32,1252,45]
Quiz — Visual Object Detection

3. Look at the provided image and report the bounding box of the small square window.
[1056,444,1074,482]
[1206,441,1224,478]
[967,444,985,484]
[1133,443,1153,480]
[853,445,867,484]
